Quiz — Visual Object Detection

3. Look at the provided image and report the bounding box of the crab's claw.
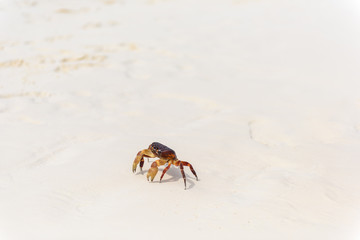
[132,149,157,173]
[132,151,143,173]
[146,166,158,182]
[146,160,167,181]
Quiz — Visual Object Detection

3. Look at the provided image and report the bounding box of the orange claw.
[132,149,156,173]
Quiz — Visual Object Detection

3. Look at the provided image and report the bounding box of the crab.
[132,142,198,189]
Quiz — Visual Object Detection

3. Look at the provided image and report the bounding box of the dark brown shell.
[149,142,177,160]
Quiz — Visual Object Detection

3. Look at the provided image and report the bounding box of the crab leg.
[179,162,186,190]
[173,160,187,189]
[132,149,156,173]
[174,160,199,190]
[180,161,198,181]
[159,163,171,182]
[147,159,167,181]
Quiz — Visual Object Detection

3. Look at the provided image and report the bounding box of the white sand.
[1,0,360,239]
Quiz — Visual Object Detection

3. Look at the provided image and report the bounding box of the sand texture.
[0,0,360,239]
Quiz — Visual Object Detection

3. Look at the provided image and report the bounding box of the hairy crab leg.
[147,159,167,181]
[132,149,156,173]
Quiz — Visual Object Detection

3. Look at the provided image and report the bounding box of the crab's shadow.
[136,167,198,190]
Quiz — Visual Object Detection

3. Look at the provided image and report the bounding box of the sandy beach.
[0,0,360,239]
